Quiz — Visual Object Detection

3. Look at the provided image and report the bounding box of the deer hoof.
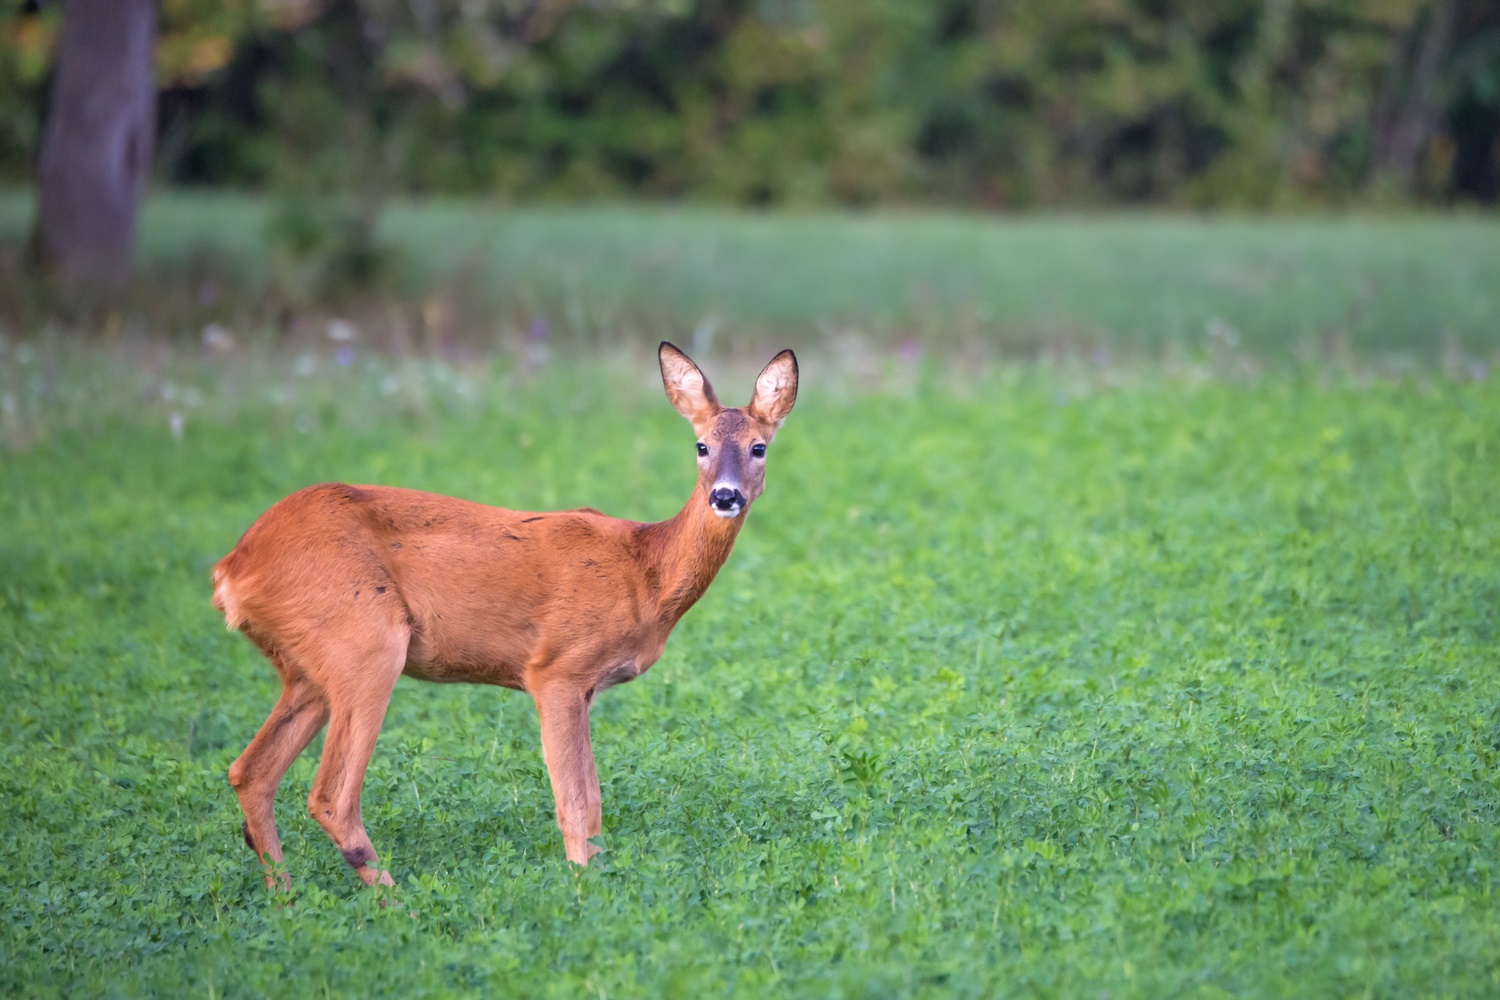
[356,865,395,887]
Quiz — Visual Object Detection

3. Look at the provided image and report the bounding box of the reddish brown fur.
[215,343,797,884]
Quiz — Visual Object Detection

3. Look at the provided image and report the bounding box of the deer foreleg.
[534,684,602,865]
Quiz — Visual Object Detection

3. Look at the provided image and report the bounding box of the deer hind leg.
[306,625,409,887]
[228,666,330,890]
[533,682,602,865]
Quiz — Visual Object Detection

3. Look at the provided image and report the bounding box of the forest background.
[4,0,1498,215]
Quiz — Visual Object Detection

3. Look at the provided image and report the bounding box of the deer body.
[219,486,737,692]
[215,344,797,886]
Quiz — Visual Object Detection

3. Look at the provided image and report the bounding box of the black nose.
[711,487,744,509]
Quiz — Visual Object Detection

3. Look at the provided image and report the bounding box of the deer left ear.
[747,349,798,427]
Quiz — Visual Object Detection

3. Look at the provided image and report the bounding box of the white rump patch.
[212,570,247,632]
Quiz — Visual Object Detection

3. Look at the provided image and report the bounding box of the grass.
[1,199,1499,996]
[2,190,1499,361]
[2,342,1498,997]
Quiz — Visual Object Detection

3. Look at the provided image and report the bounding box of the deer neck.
[640,492,747,628]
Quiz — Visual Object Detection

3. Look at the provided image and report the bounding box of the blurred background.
[0,0,1497,362]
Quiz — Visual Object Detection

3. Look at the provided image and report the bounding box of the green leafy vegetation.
[4,355,1498,997]
[2,208,1498,996]
[6,0,1499,207]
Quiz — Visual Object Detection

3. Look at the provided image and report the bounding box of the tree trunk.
[33,0,157,288]
[1374,0,1458,195]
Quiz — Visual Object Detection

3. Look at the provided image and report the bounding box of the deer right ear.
[659,342,722,424]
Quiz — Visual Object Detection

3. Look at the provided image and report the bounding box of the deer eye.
[696,442,709,457]
[751,443,766,458]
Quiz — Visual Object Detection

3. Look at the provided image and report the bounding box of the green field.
[2,204,1499,997]
[3,191,1500,361]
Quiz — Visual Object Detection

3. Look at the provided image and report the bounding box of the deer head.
[659,342,798,519]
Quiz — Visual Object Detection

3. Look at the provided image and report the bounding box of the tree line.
[5,1,1497,283]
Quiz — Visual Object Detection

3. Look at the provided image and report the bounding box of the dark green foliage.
[2,330,1499,995]
[4,0,1500,206]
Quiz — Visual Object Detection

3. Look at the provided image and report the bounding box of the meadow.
[4,192,1500,361]
[1,198,1499,997]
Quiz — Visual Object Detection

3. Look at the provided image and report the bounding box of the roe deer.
[213,343,798,887]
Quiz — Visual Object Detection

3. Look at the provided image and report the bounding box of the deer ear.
[747,349,798,427]
[659,342,721,424]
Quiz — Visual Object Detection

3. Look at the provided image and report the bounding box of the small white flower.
[1205,316,1240,346]
[202,323,236,352]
